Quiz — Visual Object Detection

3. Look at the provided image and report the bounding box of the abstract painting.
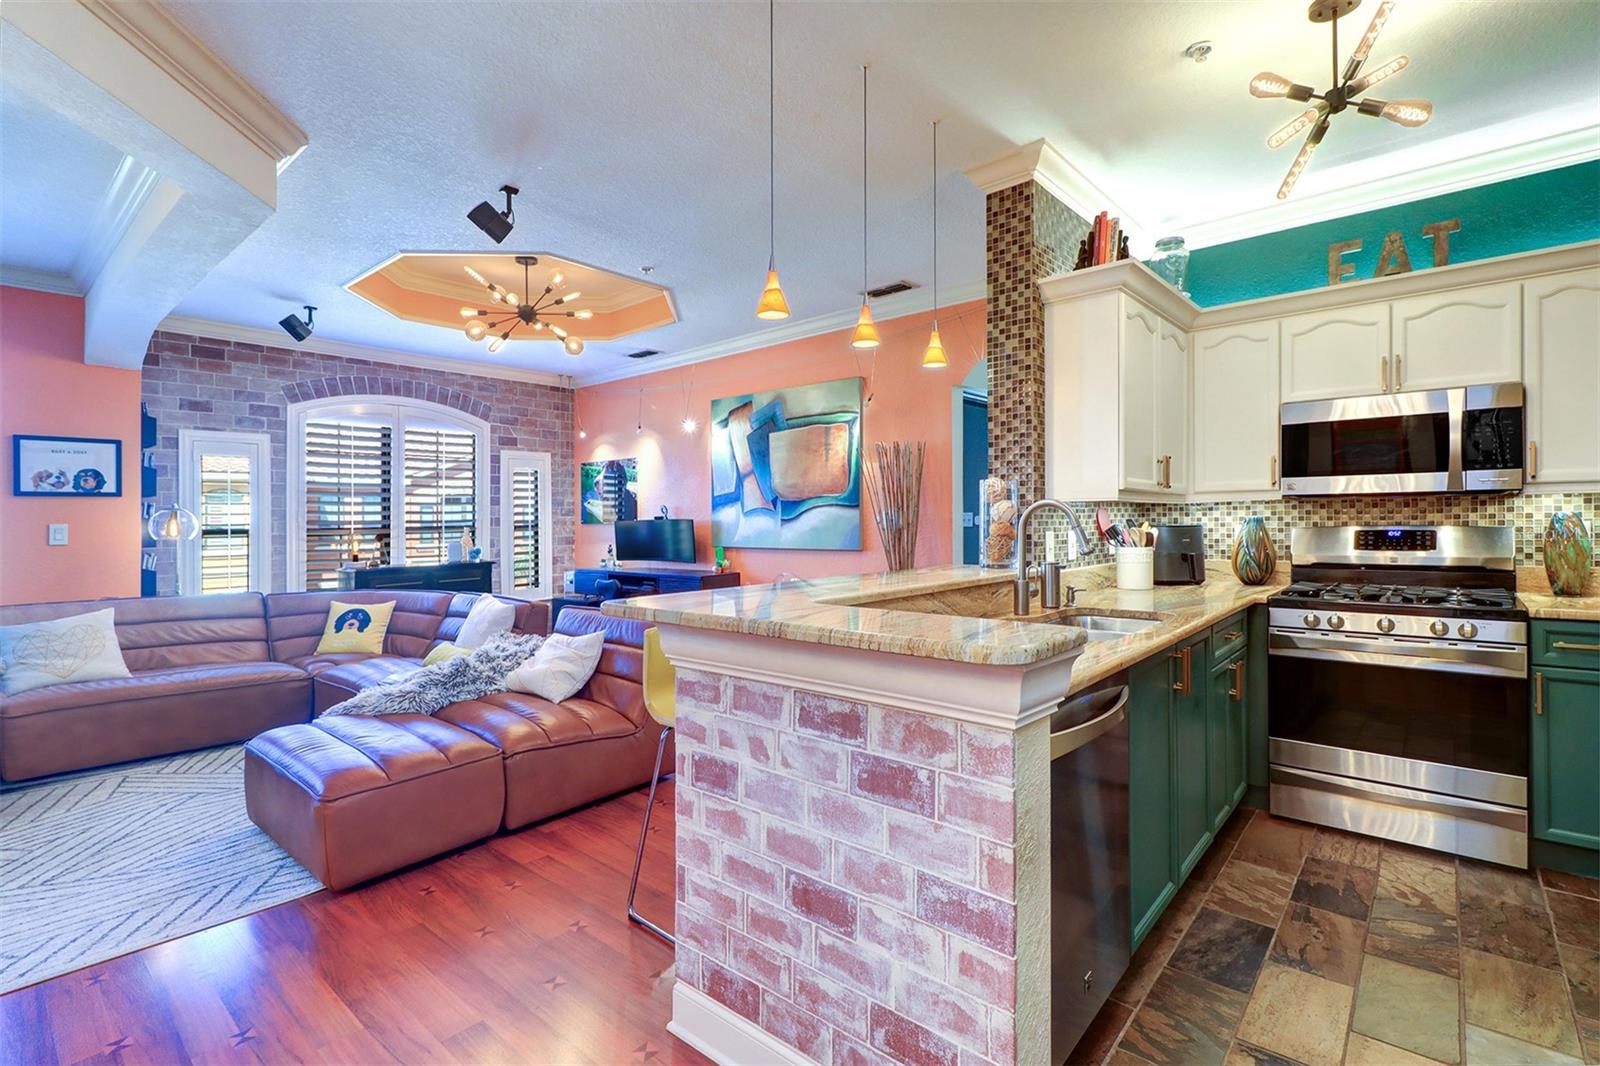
[580,457,638,524]
[710,377,862,550]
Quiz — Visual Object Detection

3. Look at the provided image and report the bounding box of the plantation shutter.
[304,419,393,589]
[509,465,543,592]
[197,452,252,594]
[403,426,478,565]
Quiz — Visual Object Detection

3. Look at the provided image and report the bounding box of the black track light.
[468,184,519,244]
[279,305,316,342]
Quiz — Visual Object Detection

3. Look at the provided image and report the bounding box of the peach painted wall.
[0,287,143,605]
[574,298,985,585]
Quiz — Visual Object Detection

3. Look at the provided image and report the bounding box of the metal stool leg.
[627,724,675,944]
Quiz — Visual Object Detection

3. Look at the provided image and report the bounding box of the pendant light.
[755,0,790,320]
[922,120,947,369]
[850,63,880,350]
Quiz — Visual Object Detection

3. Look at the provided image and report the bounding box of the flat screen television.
[614,519,696,564]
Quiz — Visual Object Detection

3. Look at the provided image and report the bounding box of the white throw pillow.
[506,630,605,703]
[0,608,131,696]
[456,595,516,649]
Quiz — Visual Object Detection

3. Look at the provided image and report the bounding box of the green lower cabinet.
[1208,648,1249,834]
[1531,663,1600,851]
[1172,633,1213,881]
[1129,653,1177,949]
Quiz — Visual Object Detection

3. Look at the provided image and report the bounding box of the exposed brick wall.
[141,332,574,595]
[672,669,1030,1066]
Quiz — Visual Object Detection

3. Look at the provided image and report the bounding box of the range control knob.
[1377,617,1396,634]
[1458,622,1479,639]
[1430,620,1449,637]
[1328,614,1345,630]
[1302,613,1321,629]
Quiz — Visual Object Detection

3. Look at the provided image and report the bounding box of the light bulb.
[464,319,488,341]
[1278,136,1320,200]
[1349,54,1408,95]
[505,291,520,307]
[578,428,588,440]
[487,333,507,353]
[459,306,478,319]
[164,512,181,538]
[1267,108,1321,150]
[556,291,581,304]
[573,309,594,320]
[464,265,488,285]
[1379,99,1432,127]
[1351,0,1395,64]
[564,337,584,356]
[921,326,948,369]
[1249,71,1293,99]
[850,302,880,349]
[533,320,546,330]
[490,289,505,304]
[550,324,568,339]
[681,416,697,433]
[550,271,564,287]
[756,268,791,320]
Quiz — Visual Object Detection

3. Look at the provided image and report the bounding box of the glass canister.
[978,478,1020,569]
[1146,235,1190,296]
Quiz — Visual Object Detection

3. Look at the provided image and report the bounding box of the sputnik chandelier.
[1251,0,1432,200]
[460,255,592,355]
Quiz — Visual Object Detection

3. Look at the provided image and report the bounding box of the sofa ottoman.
[244,713,505,889]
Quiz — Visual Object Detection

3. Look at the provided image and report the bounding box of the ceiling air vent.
[624,348,662,360]
[866,280,918,300]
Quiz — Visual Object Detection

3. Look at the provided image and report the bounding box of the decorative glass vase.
[1544,511,1594,596]
[1147,236,1190,297]
[977,478,1019,569]
[1231,516,1277,585]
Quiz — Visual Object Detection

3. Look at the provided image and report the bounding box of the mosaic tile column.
[985,181,1090,505]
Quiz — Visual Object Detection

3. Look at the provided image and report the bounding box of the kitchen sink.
[1049,613,1161,641]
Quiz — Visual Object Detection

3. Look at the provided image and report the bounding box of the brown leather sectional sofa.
[0,590,669,889]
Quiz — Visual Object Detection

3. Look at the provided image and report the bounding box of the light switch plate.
[1046,530,1059,564]
[47,523,68,546]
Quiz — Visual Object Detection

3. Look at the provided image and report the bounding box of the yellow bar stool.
[627,626,676,943]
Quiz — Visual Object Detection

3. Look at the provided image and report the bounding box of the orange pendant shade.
[756,268,790,319]
[921,325,947,368]
[850,302,880,349]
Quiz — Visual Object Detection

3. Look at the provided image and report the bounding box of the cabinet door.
[1208,650,1248,833]
[1155,319,1190,494]
[1280,303,1390,402]
[1524,269,1600,485]
[1392,281,1522,391]
[1171,635,1213,880]
[1192,325,1280,493]
[1532,666,1600,852]
[1119,299,1162,493]
[1128,654,1176,949]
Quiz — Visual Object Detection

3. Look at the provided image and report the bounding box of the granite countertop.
[602,560,1285,674]
[1516,567,1600,622]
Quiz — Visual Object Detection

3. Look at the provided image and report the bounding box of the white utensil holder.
[1116,546,1155,590]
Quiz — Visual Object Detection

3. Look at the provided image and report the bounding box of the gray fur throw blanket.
[320,632,544,717]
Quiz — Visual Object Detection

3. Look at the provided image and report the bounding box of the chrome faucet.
[1013,499,1094,615]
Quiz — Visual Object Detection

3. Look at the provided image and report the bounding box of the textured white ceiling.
[5,1,1598,382]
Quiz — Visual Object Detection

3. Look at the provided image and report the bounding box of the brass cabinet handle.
[1394,353,1402,389]
[1534,671,1544,715]
[1171,646,1192,695]
[1270,455,1278,486]
[1228,659,1244,699]
[1529,441,1538,480]
[1222,630,1244,642]
[1380,355,1390,393]
[1552,641,1600,652]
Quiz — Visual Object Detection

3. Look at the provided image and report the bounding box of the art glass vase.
[1544,511,1594,596]
[1231,516,1277,586]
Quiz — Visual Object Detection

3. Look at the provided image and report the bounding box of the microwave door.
[1280,390,1453,495]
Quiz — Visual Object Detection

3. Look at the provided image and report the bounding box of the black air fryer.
[1154,524,1206,585]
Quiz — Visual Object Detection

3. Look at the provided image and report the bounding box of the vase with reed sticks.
[865,441,926,571]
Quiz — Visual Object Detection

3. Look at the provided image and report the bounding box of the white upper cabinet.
[1193,323,1280,494]
[1523,268,1600,486]
[1391,281,1523,391]
[1280,303,1390,402]
[1119,299,1163,493]
[1155,319,1190,494]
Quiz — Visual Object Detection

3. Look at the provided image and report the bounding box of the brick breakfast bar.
[605,566,1092,1066]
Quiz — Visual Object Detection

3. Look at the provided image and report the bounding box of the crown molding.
[963,138,1151,252]
[0,268,83,297]
[379,256,659,316]
[1177,124,1600,250]
[77,0,307,168]
[575,278,986,386]
[157,314,575,388]
[70,155,161,291]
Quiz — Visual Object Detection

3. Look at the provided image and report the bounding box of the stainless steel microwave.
[1280,383,1524,496]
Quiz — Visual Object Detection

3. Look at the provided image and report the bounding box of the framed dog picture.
[12,435,123,497]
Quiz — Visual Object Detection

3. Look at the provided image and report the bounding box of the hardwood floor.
[0,782,712,1066]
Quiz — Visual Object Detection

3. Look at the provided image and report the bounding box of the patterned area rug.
[0,745,321,994]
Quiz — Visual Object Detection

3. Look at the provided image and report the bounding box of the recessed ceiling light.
[1185,41,1214,64]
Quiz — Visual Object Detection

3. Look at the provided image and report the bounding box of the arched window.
[288,396,490,591]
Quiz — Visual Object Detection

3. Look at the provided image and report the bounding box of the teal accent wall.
[1186,161,1600,307]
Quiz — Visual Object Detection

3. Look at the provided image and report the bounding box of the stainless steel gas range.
[1268,525,1529,867]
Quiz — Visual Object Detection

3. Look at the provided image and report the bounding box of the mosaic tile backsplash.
[1030,492,1600,571]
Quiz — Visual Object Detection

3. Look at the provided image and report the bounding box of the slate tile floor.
[1071,808,1600,1066]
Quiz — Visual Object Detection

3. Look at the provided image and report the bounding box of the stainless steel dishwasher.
[1050,677,1131,1063]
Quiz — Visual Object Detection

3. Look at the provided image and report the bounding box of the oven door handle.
[1268,629,1527,679]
